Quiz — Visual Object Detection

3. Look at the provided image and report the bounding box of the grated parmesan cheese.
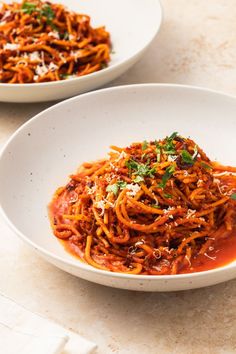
[2,10,11,21]
[134,240,145,247]
[48,62,58,72]
[3,43,20,51]
[69,34,75,41]
[167,155,177,162]
[204,253,216,261]
[197,179,203,187]
[48,31,60,39]
[35,64,48,76]
[186,209,196,219]
[126,184,141,197]
[94,200,105,216]
[116,150,127,162]
[29,51,41,61]
[87,184,97,195]
[59,53,67,63]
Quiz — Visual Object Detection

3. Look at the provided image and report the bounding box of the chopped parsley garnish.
[22,2,37,14]
[134,175,144,183]
[154,141,161,162]
[168,132,179,140]
[181,150,194,165]
[60,73,71,79]
[41,4,55,24]
[126,159,156,179]
[22,2,55,25]
[106,184,119,195]
[101,62,108,69]
[163,132,178,155]
[117,180,127,189]
[164,193,173,199]
[158,164,176,189]
[230,193,236,200]
[106,180,127,195]
[141,152,147,160]
[63,31,69,40]
[201,162,213,170]
[151,204,160,209]
[142,140,148,151]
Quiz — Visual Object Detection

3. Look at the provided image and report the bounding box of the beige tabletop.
[1,1,236,353]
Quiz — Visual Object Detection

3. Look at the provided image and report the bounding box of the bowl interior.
[1,84,236,267]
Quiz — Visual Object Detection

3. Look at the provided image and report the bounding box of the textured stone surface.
[1,1,236,353]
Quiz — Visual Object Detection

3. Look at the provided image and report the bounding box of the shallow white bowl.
[1,84,236,291]
[0,0,162,103]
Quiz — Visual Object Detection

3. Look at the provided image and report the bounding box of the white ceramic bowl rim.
[1,83,236,282]
[0,0,162,88]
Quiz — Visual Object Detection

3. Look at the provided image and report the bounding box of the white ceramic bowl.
[1,84,236,291]
[0,0,162,103]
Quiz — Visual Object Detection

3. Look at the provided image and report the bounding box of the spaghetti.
[0,0,110,83]
[49,133,236,275]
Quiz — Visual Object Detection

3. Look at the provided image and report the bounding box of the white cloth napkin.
[0,292,97,354]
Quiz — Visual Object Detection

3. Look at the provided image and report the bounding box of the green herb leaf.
[63,31,69,40]
[164,193,173,199]
[168,132,178,140]
[158,164,176,189]
[230,193,236,200]
[181,150,194,164]
[154,141,161,162]
[151,204,160,209]
[141,153,147,160]
[101,62,108,69]
[60,73,72,79]
[41,4,55,22]
[163,132,178,155]
[106,180,127,195]
[106,184,119,195]
[116,181,127,189]
[201,162,213,170]
[126,159,156,179]
[22,2,37,14]
[134,175,144,183]
[142,140,148,151]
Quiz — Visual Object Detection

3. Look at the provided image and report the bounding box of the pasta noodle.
[49,133,236,275]
[0,0,111,83]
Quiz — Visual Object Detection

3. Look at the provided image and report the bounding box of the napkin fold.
[0,292,97,354]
